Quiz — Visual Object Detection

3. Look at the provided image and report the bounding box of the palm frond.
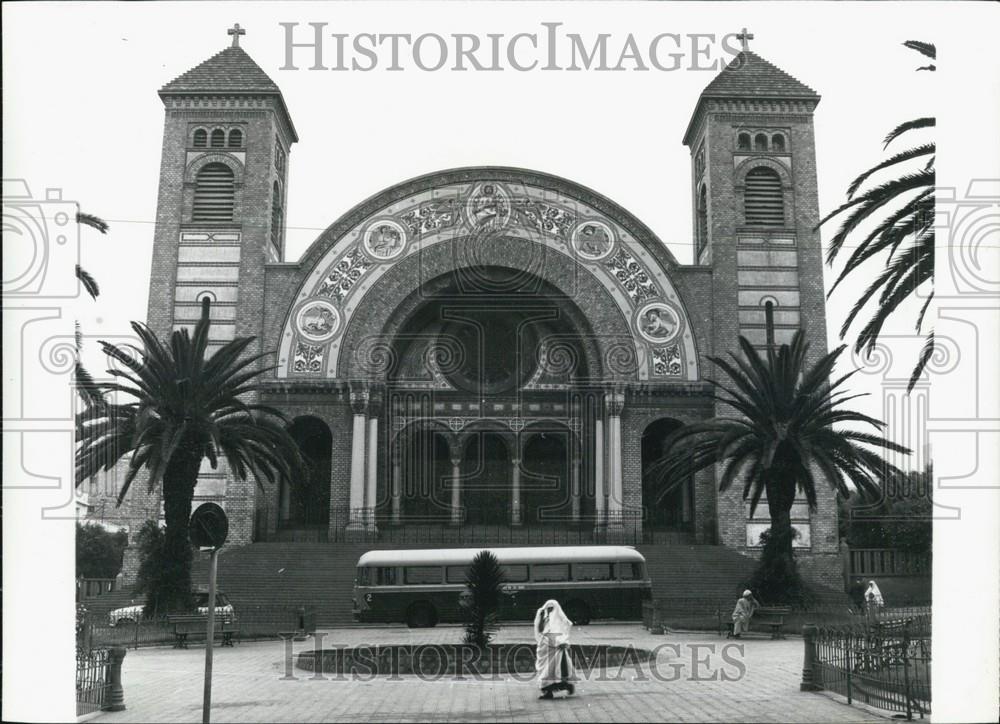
[76,265,100,299]
[76,211,109,234]
[883,117,935,149]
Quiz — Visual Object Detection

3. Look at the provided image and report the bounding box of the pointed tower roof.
[683,51,819,146]
[159,39,298,142]
[160,45,281,94]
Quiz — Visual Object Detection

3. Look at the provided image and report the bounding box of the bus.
[352,546,652,628]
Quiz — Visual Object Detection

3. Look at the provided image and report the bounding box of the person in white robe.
[731,589,760,638]
[865,580,885,610]
[534,599,576,699]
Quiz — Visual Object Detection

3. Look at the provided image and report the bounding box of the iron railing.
[76,647,111,716]
[83,604,317,650]
[813,615,931,719]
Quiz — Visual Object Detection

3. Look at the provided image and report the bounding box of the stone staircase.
[183,541,798,627]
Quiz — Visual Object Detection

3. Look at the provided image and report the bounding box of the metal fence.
[84,605,317,651]
[76,647,111,716]
[813,615,931,719]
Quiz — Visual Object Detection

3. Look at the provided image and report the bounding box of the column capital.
[604,388,626,417]
[350,387,370,415]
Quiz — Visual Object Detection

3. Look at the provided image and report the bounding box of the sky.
[3,4,1000,720]
[6,1,980,461]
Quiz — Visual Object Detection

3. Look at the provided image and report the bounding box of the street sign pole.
[202,546,218,724]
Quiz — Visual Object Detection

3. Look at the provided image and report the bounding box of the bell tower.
[140,25,298,545]
[683,35,841,575]
[146,24,297,356]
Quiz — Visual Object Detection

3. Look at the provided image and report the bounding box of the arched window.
[754,133,768,152]
[192,163,235,222]
[737,133,752,151]
[227,129,243,148]
[193,129,208,148]
[270,181,283,251]
[210,129,225,148]
[771,134,786,152]
[744,167,784,227]
[696,185,709,258]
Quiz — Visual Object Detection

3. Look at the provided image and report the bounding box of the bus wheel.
[565,601,591,625]
[406,602,437,628]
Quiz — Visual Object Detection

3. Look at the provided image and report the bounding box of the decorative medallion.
[362,219,407,260]
[464,183,511,231]
[636,301,681,344]
[572,220,616,261]
[295,299,341,343]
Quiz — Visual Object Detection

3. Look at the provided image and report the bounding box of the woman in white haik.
[534,599,576,699]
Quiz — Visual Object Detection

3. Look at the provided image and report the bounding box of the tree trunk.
[765,473,796,565]
[160,441,203,613]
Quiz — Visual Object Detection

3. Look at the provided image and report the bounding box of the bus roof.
[356,546,645,567]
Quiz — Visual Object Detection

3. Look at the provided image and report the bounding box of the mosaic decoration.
[606,248,659,306]
[465,183,512,231]
[316,247,373,303]
[291,341,325,373]
[295,299,341,343]
[572,220,616,261]
[652,344,683,377]
[400,201,458,236]
[362,219,407,260]
[516,202,575,239]
[636,301,680,344]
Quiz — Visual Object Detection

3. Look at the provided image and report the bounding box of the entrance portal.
[463,432,510,525]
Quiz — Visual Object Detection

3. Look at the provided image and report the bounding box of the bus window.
[404,566,442,584]
[618,562,644,580]
[446,566,468,584]
[356,568,370,585]
[501,565,528,582]
[532,563,569,582]
[376,567,397,586]
[573,562,613,581]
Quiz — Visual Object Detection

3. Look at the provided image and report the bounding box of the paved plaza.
[95,625,885,723]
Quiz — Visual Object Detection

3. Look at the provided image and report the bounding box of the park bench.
[166,614,237,649]
[718,605,792,639]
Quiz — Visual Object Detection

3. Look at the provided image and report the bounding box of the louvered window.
[193,129,208,148]
[270,181,283,252]
[696,186,709,258]
[210,129,225,148]
[193,163,235,222]
[744,167,784,227]
[228,129,243,148]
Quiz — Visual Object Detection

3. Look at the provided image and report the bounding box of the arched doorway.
[400,428,451,522]
[521,429,572,524]
[282,416,332,526]
[641,418,693,530]
[462,431,510,525]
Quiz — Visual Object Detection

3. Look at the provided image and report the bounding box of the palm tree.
[463,550,506,648]
[75,210,109,300]
[646,326,909,570]
[817,41,936,391]
[75,298,306,612]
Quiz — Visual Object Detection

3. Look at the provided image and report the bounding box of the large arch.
[275,168,700,382]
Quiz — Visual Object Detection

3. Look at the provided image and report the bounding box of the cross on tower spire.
[228,23,246,48]
[735,27,754,53]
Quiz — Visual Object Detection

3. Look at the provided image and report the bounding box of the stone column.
[346,389,368,531]
[606,388,626,537]
[593,413,605,535]
[511,455,523,526]
[449,449,463,526]
[390,446,402,526]
[366,409,379,533]
[570,454,581,523]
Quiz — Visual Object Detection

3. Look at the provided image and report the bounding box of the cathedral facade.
[132,32,840,578]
